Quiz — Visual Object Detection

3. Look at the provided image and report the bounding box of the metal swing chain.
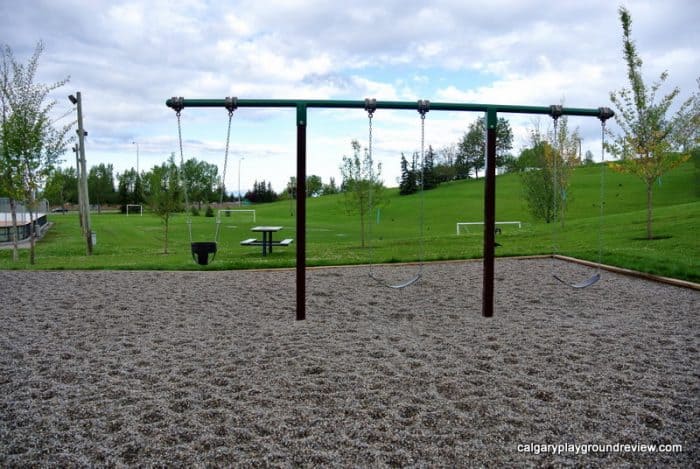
[551,114,561,260]
[215,99,237,243]
[597,119,607,269]
[219,98,237,205]
[219,109,234,205]
[175,109,193,242]
[366,99,428,289]
[418,109,426,269]
[366,105,377,275]
[550,106,610,289]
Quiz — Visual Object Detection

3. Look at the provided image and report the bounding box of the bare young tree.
[148,155,183,254]
[340,140,383,248]
[0,41,72,263]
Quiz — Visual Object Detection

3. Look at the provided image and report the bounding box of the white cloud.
[1,0,697,192]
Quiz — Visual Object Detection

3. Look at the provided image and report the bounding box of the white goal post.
[217,209,256,222]
[126,204,143,216]
[456,221,521,234]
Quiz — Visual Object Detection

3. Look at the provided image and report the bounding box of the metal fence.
[0,198,49,243]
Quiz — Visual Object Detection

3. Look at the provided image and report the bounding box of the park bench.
[241,237,293,256]
[240,238,294,247]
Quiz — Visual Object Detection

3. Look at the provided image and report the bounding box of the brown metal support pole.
[295,104,307,320]
[482,109,497,317]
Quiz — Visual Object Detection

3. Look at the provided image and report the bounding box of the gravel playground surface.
[1,258,698,467]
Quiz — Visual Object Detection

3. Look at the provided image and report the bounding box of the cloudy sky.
[2,0,698,194]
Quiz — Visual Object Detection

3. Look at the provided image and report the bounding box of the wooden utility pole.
[72,92,92,255]
[73,144,84,230]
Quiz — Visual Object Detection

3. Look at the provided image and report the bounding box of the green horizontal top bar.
[166,97,608,118]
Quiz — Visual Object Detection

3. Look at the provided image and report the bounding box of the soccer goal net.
[126,204,143,216]
[217,209,256,222]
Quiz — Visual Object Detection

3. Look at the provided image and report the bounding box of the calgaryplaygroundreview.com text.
[517,442,684,456]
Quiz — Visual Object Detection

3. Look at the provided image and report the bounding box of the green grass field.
[2,162,698,282]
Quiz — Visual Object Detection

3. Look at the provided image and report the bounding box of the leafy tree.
[283,176,297,215]
[181,158,219,209]
[519,117,580,224]
[340,139,383,248]
[0,114,24,261]
[607,6,699,239]
[434,144,458,183]
[284,176,296,199]
[519,134,559,223]
[321,176,339,196]
[43,167,78,207]
[552,115,582,221]
[0,41,71,264]
[458,116,513,179]
[148,156,182,254]
[306,175,323,197]
[583,150,595,166]
[694,147,700,198]
[117,168,145,212]
[87,163,116,212]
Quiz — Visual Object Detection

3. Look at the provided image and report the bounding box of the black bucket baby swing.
[169,96,237,265]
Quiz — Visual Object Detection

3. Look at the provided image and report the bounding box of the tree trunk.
[28,204,36,265]
[163,216,169,254]
[9,198,19,262]
[646,180,653,240]
[359,204,366,248]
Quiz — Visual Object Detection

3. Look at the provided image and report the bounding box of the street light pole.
[70,92,92,255]
[132,140,139,174]
[238,156,244,206]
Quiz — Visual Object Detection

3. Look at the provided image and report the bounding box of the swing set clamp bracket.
[417,99,430,117]
[548,104,563,119]
[168,96,185,113]
[225,96,238,114]
[597,107,614,122]
[364,98,377,117]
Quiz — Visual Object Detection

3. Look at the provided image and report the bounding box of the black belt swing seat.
[549,105,613,288]
[365,98,429,289]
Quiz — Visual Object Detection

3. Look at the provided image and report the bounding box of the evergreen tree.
[422,145,438,190]
[398,153,417,195]
[244,179,278,203]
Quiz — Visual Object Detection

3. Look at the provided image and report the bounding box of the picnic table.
[240,226,293,256]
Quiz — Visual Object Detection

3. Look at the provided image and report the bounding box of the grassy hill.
[1,161,698,281]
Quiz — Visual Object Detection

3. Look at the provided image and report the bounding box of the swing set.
[167,97,613,320]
